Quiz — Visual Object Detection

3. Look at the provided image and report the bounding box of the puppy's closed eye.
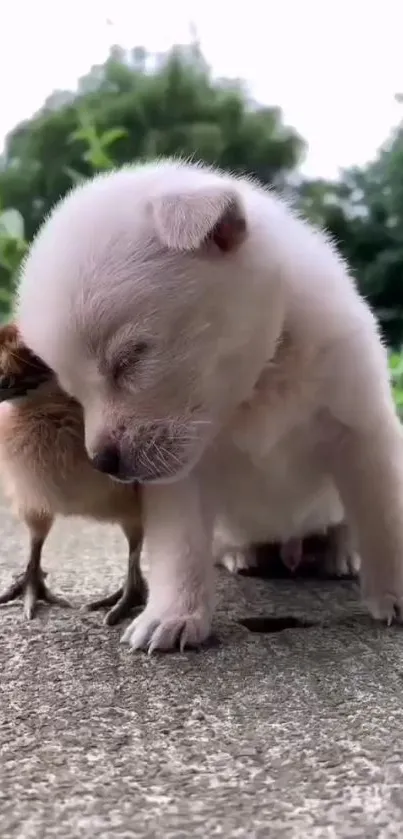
[111,340,150,383]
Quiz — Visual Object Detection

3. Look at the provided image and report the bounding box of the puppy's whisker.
[143,417,212,430]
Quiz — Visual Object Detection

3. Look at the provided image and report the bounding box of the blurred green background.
[0,44,402,411]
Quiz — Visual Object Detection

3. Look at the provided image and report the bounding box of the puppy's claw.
[120,613,159,649]
[121,607,211,653]
[322,524,361,578]
[364,592,403,625]
[217,548,257,574]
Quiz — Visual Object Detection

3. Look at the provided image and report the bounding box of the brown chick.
[0,323,146,622]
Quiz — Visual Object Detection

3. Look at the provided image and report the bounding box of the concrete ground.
[1,499,403,839]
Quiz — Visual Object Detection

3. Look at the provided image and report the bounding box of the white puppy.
[16,160,403,651]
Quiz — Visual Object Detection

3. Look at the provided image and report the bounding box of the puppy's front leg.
[326,418,403,622]
[121,474,214,652]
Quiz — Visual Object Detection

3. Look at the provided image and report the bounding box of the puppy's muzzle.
[91,445,122,479]
[90,424,199,484]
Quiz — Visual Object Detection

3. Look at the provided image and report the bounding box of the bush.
[0,89,402,418]
[0,207,28,319]
[390,352,403,418]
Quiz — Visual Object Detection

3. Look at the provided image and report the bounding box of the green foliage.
[0,44,303,241]
[298,129,403,347]
[0,207,28,317]
[390,351,403,417]
[65,110,127,182]
[0,39,402,401]
[0,42,304,322]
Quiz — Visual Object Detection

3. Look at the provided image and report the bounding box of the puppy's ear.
[151,185,246,253]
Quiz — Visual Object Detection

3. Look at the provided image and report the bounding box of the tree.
[298,127,403,348]
[0,44,304,242]
[1,41,402,349]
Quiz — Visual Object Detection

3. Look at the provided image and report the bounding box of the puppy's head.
[16,160,275,483]
[0,323,53,402]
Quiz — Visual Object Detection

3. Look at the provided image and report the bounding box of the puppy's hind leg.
[86,523,147,625]
[279,538,304,573]
[213,525,257,574]
[322,522,360,578]
[217,546,257,574]
[325,416,403,622]
[0,512,70,619]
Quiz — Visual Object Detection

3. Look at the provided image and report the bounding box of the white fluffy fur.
[16,159,403,651]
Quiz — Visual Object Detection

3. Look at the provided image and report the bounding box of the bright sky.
[1,0,402,178]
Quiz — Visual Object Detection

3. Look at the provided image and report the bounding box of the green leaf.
[0,208,25,240]
[63,166,88,185]
[100,127,127,148]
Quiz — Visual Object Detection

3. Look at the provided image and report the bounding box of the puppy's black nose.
[91,445,121,477]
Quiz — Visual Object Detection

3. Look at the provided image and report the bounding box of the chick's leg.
[0,512,70,618]
[86,525,147,625]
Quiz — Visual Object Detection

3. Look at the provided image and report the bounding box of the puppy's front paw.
[121,604,211,653]
[364,591,403,625]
